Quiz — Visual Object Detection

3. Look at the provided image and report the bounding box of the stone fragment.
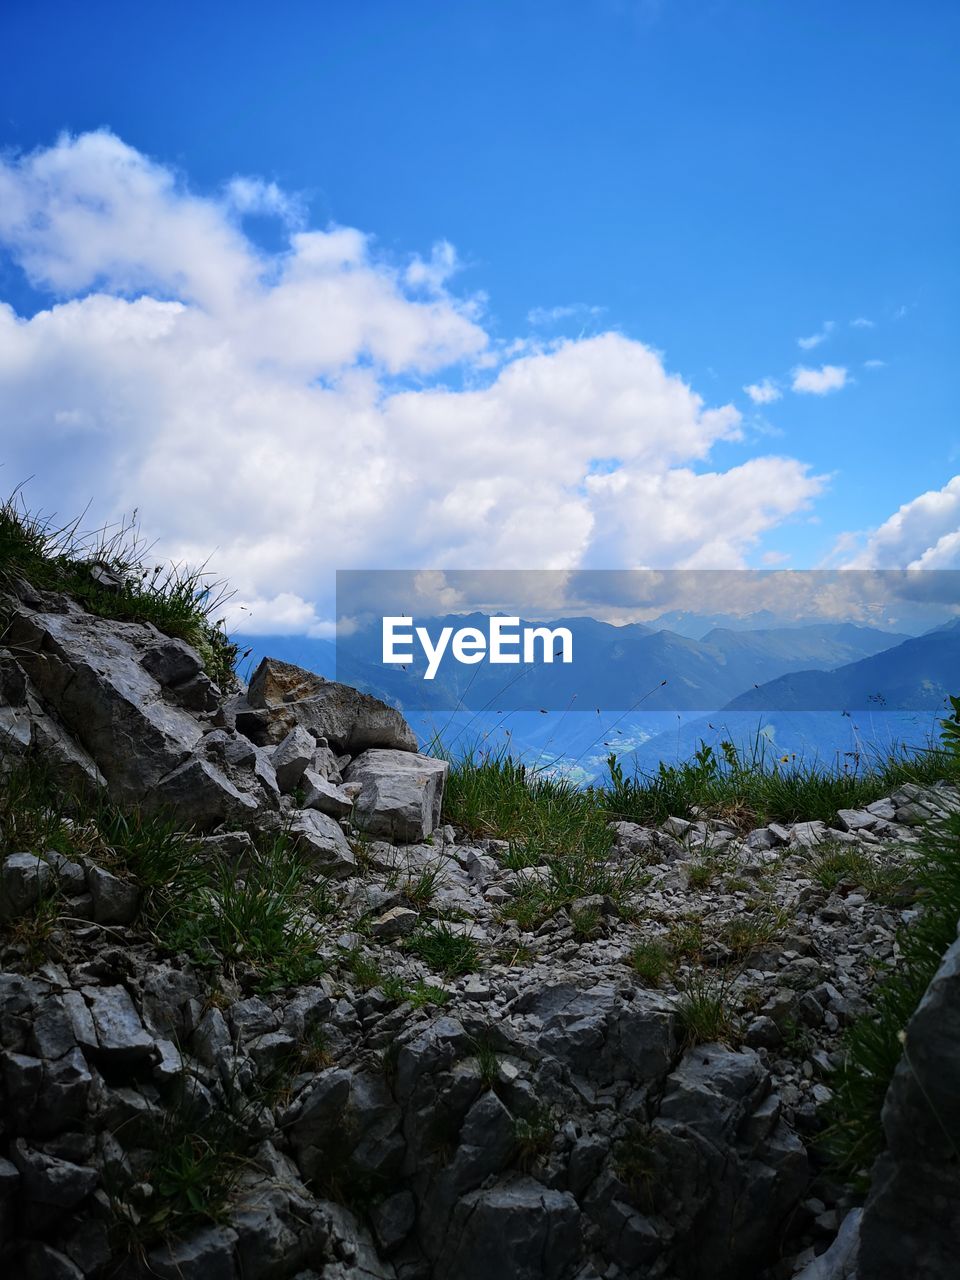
[288,809,357,877]
[271,725,317,793]
[835,808,878,833]
[140,636,204,687]
[371,1189,416,1253]
[0,853,53,920]
[369,906,419,939]
[10,1242,85,1280]
[0,1156,20,1196]
[10,1139,97,1208]
[301,768,357,818]
[791,821,828,848]
[38,850,85,894]
[87,865,140,924]
[150,756,260,831]
[82,986,154,1062]
[857,927,960,1280]
[7,606,204,801]
[745,1016,783,1049]
[344,749,448,843]
[246,1030,297,1073]
[143,1225,240,1280]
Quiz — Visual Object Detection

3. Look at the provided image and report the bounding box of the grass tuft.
[629,938,673,986]
[675,970,739,1047]
[0,487,237,687]
[407,920,480,977]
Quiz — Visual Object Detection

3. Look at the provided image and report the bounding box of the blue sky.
[1,1,958,633]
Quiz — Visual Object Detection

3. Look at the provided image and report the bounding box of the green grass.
[406,920,480,976]
[665,917,706,960]
[825,802,960,1180]
[497,853,647,933]
[409,979,450,1008]
[470,1035,501,1089]
[614,1120,663,1209]
[569,902,604,940]
[340,947,384,990]
[402,862,444,911]
[629,938,673,986]
[0,758,329,991]
[686,861,717,890]
[154,837,327,990]
[717,908,786,962]
[105,1079,260,1251]
[602,736,957,830]
[514,1107,556,1172]
[676,970,739,1047]
[0,488,237,688]
[810,845,917,905]
[443,752,612,855]
[443,734,957,850]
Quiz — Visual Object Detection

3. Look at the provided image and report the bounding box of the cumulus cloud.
[791,364,848,395]
[797,321,835,350]
[850,316,874,329]
[841,476,960,569]
[0,131,828,630]
[743,378,782,405]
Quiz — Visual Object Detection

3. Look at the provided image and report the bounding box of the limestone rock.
[288,809,357,877]
[0,853,54,921]
[10,1139,97,1208]
[271,725,317,793]
[87,865,140,924]
[301,769,357,819]
[436,1177,581,1280]
[236,657,418,754]
[7,606,204,801]
[344,749,448,843]
[81,985,154,1063]
[857,924,960,1280]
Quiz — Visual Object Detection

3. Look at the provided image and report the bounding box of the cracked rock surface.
[1,581,959,1279]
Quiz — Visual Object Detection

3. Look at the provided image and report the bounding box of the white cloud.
[797,321,835,350]
[791,364,848,395]
[850,316,874,328]
[404,239,461,292]
[582,457,825,569]
[863,358,886,369]
[743,378,782,405]
[225,176,304,226]
[0,132,828,629]
[841,476,960,569]
[226,592,335,637]
[527,303,604,326]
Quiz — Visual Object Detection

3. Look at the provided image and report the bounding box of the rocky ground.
[0,576,958,1279]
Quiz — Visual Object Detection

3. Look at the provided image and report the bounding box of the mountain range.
[235,613,959,778]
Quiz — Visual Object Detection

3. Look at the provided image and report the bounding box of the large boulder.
[290,1067,404,1186]
[435,1177,581,1280]
[2,593,282,829]
[344,749,448,843]
[5,604,206,801]
[234,657,418,754]
[857,922,960,1280]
